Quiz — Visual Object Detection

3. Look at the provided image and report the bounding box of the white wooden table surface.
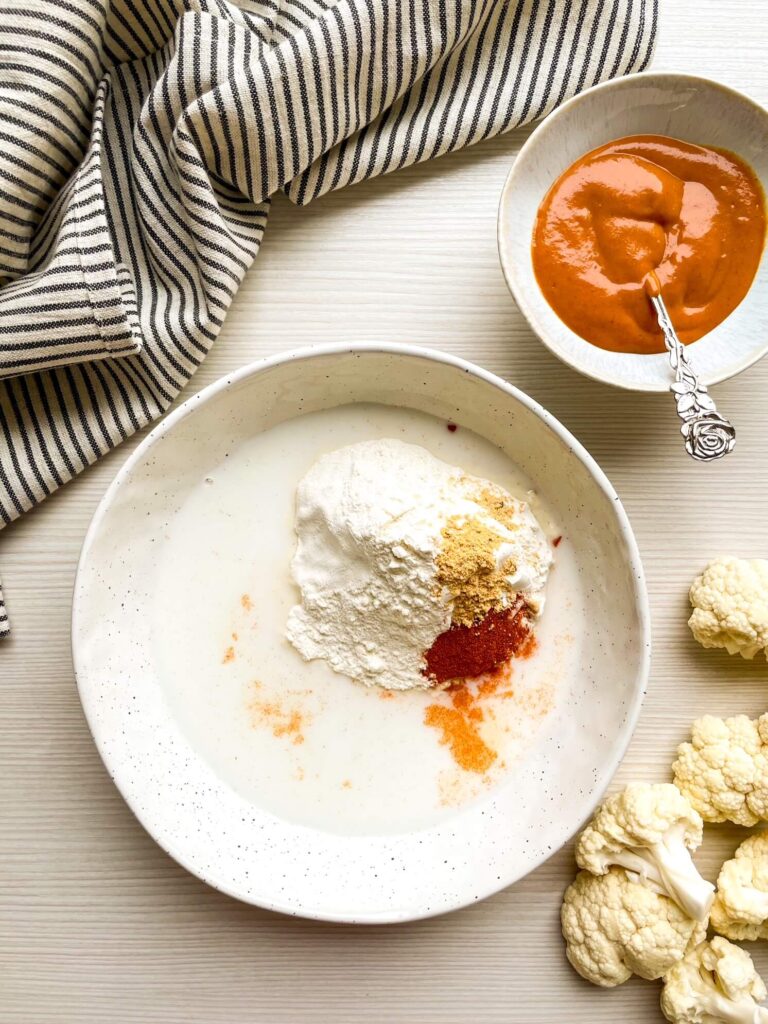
[3,3,768,1021]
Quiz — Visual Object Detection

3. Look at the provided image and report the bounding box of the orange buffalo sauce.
[532,135,766,354]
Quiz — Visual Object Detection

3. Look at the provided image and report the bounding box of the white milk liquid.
[153,404,582,836]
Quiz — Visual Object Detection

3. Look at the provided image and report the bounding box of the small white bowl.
[498,73,768,392]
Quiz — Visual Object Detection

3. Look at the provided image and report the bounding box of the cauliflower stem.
[661,937,768,1024]
[576,784,714,923]
[612,821,715,923]
[683,976,768,1024]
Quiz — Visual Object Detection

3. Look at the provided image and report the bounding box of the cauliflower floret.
[661,936,768,1024]
[711,833,768,942]
[673,715,768,827]
[689,558,768,660]
[561,867,706,988]
[575,783,714,921]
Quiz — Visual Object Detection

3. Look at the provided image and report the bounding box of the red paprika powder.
[423,602,533,685]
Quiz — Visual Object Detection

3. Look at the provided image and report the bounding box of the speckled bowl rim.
[72,342,651,923]
[497,72,768,393]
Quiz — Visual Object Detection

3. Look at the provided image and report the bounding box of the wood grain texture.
[2,3,768,1020]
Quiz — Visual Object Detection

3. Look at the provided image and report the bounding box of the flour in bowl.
[286,439,553,690]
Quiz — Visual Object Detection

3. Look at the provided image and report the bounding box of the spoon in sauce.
[644,272,736,462]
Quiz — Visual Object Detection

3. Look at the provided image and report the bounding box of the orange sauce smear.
[532,135,766,354]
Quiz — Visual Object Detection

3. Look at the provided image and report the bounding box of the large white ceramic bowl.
[498,73,768,392]
[72,344,650,922]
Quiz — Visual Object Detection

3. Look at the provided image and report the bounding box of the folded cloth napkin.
[0,0,657,634]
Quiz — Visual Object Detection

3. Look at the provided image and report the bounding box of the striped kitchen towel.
[0,0,657,634]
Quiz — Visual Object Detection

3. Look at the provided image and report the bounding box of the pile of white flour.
[285,439,551,690]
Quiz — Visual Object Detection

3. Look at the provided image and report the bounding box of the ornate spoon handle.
[647,287,736,462]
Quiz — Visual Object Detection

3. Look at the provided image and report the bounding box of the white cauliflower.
[575,783,714,921]
[673,715,768,827]
[661,936,768,1024]
[712,833,768,942]
[689,558,768,660]
[561,867,706,988]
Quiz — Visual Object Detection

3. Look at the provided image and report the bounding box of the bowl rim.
[497,70,768,393]
[72,341,651,922]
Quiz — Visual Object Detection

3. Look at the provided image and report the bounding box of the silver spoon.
[645,275,736,462]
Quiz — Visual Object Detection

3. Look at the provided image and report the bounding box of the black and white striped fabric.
[0,0,657,635]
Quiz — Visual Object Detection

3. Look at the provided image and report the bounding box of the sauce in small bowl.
[497,73,768,392]
[531,135,766,355]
